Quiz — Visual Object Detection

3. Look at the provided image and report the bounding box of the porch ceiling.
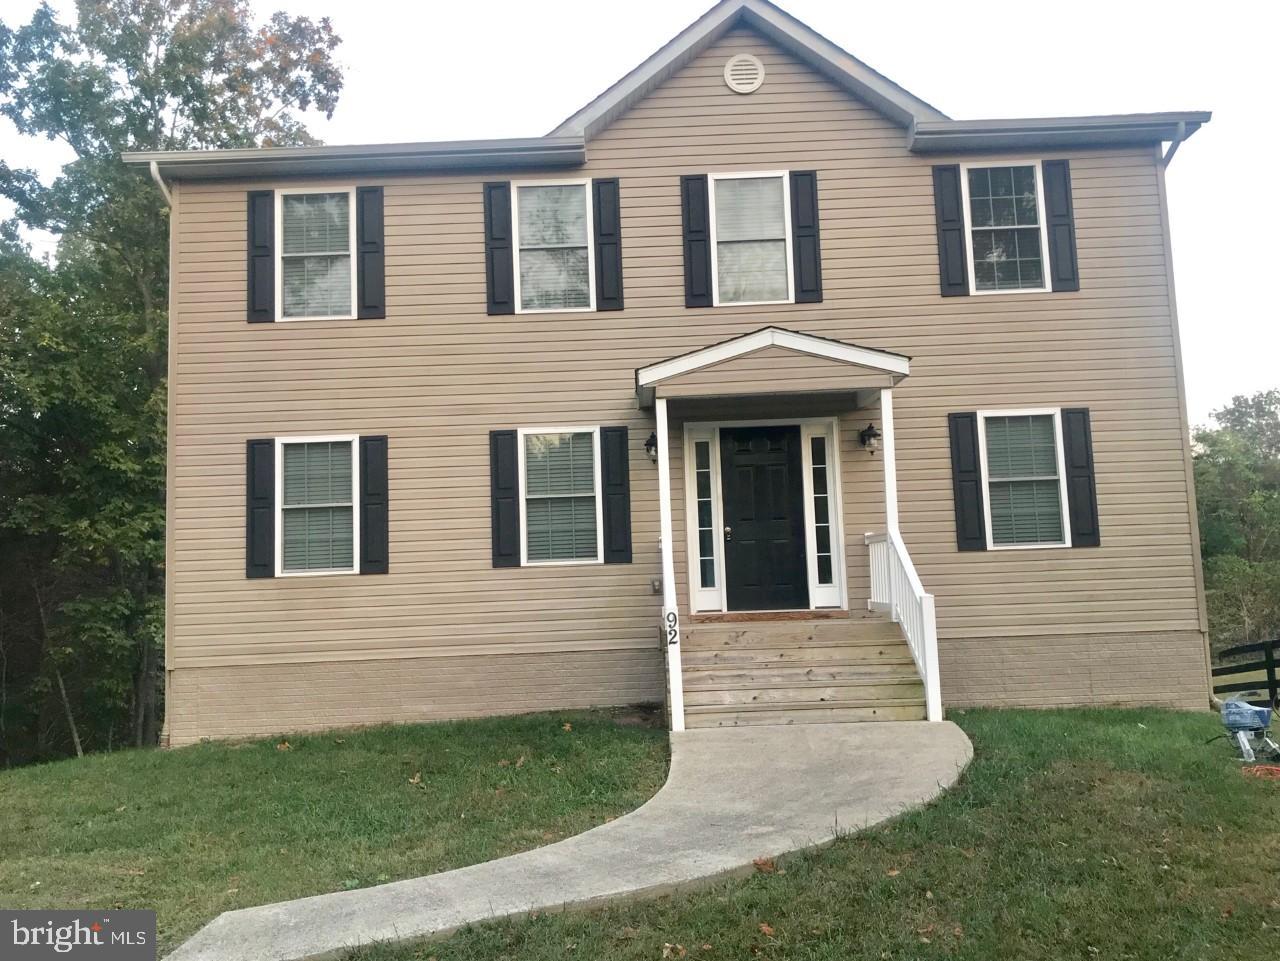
[635,327,910,408]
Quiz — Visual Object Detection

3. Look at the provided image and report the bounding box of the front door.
[719,425,809,610]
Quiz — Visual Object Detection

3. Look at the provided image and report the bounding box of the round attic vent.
[723,53,765,94]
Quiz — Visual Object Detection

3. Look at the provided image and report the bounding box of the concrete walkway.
[168,721,972,961]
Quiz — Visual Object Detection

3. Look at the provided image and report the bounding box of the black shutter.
[356,186,386,319]
[483,182,515,315]
[948,413,987,551]
[1042,160,1080,292]
[600,426,632,564]
[359,435,390,573]
[790,170,823,303]
[593,178,624,311]
[931,166,969,297]
[1061,408,1100,547]
[490,430,521,567]
[680,174,713,307]
[246,190,275,322]
[246,439,275,577]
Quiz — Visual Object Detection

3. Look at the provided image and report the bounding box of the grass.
[0,707,668,952]
[347,708,1280,961]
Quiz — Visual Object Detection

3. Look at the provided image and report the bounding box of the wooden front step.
[685,702,927,727]
[679,614,925,728]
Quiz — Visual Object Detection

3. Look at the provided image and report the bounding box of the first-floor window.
[711,173,792,304]
[279,190,356,319]
[521,429,601,563]
[514,182,593,311]
[279,437,357,573]
[980,411,1068,547]
[962,163,1049,293]
[693,440,716,588]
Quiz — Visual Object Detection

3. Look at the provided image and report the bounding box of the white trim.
[516,426,604,566]
[800,420,846,609]
[682,426,726,613]
[274,187,358,322]
[958,160,1052,296]
[975,407,1072,551]
[656,398,684,732]
[637,326,910,388]
[510,179,596,314]
[274,434,360,577]
[707,170,794,307]
[880,388,899,532]
[682,417,847,613]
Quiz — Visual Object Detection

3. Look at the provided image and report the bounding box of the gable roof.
[122,0,1209,182]
[635,326,909,406]
[549,0,949,138]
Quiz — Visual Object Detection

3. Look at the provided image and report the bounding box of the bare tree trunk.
[32,578,83,758]
[54,667,83,759]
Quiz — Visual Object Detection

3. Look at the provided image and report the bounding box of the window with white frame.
[979,412,1069,548]
[963,164,1049,293]
[809,435,834,585]
[279,191,356,319]
[278,438,357,574]
[711,173,792,304]
[693,440,716,589]
[521,429,601,563]
[514,183,593,311]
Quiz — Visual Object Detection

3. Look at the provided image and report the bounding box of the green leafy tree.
[1195,391,1280,652]
[0,1,343,763]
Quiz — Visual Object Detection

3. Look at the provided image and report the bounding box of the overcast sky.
[2,0,1274,427]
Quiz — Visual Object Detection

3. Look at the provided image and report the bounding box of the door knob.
[724,525,733,542]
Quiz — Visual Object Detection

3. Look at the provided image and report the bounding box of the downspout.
[149,160,173,206]
[1161,121,1187,168]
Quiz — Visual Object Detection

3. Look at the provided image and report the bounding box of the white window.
[977,410,1071,549]
[960,162,1051,294]
[709,172,793,305]
[518,428,603,565]
[275,436,359,575]
[512,181,595,312]
[276,189,357,320]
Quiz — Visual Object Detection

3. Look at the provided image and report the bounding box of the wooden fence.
[1212,639,1279,707]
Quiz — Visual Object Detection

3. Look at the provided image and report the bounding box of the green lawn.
[349,708,1280,961]
[0,708,668,953]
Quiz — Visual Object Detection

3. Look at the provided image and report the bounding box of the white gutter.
[148,160,172,206]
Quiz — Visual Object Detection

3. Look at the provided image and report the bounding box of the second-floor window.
[278,190,357,319]
[961,163,1050,294]
[514,182,594,312]
[710,172,793,305]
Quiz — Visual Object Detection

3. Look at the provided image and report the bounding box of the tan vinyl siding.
[166,24,1207,736]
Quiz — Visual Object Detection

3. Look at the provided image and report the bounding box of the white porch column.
[880,387,899,533]
[655,397,685,732]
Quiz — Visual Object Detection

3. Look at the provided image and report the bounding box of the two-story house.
[126,0,1211,744]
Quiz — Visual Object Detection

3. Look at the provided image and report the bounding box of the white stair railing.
[865,531,942,722]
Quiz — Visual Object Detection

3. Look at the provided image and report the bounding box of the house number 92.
[665,610,679,646]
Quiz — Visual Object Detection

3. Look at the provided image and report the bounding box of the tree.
[0,1,343,764]
[1195,391,1280,652]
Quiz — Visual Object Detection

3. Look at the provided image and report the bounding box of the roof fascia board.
[908,112,1210,153]
[122,138,586,180]
[549,0,947,140]
[637,327,910,388]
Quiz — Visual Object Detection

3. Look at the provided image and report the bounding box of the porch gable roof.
[635,327,910,407]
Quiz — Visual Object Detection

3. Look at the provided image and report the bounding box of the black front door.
[719,425,809,611]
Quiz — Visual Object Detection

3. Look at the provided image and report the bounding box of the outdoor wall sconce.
[859,423,882,455]
[644,432,659,464]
